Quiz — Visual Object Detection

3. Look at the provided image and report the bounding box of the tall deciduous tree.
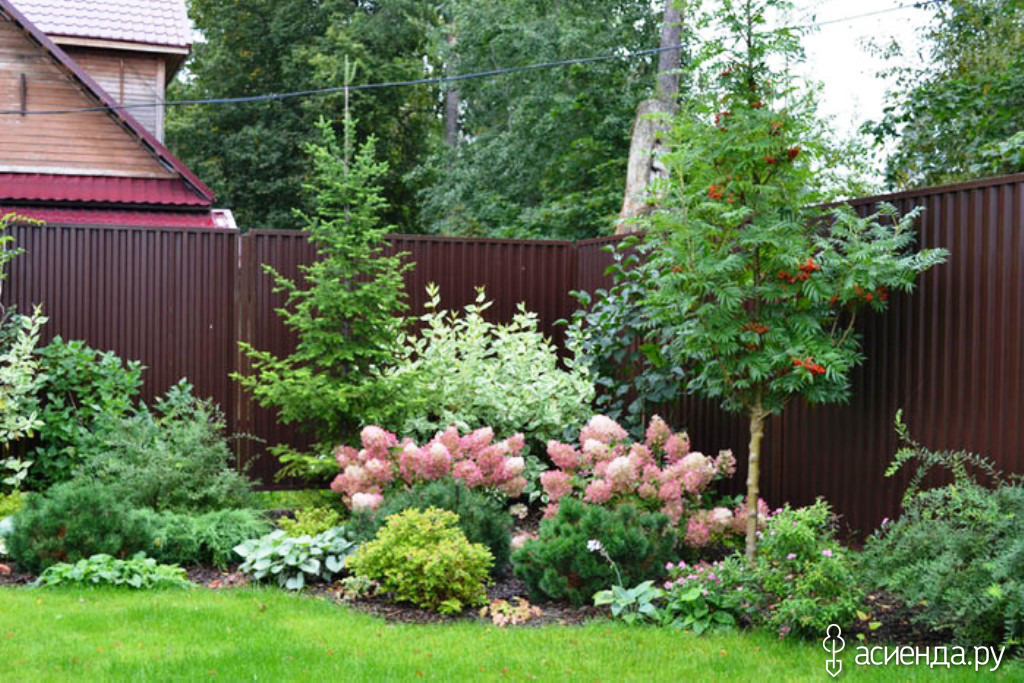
[619,0,686,228]
[168,0,441,230]
[867,0,1024,188]
[644,0,948,558]
[414,0,660,240]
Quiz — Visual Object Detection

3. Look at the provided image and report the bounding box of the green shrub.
[378,285,594,453]
[512,497,675,606]
[750,501,861,638]
[348,507,492,614]
[349,478,511,572]
[82,381,254,512]
[0,490,24,519]
[234,528,357,590]
[256,489,339,511]
[863,422,1024,646]
[659,556,752,633]
[139,508,270,568]
[278,506,341,537]
[7,480,152,574]
[29,337,143,488]
[36,553,191,589]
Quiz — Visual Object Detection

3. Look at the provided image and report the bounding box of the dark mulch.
[0,562,33,587]
[319,569,604,627]
[847,590,953,647]
[185,566,249,589]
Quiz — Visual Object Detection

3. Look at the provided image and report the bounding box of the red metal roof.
[0,0,216,203]
[13,0,192,48]
[1,206,218,228]
[0,174,210,206]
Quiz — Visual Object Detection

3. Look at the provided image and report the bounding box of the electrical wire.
[0,1,940,117]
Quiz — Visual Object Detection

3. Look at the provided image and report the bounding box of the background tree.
[235,117,410,480]
[168,0,441,230]
[413,0,661,240]
[867,0,1024,188]
[644,0,948,558]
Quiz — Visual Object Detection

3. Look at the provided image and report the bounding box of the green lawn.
[0,587,1015,682]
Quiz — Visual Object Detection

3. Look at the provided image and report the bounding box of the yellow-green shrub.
[348,507,492,614]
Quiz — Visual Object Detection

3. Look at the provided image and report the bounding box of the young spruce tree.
[237,117,409,478]
[645,0,948,559]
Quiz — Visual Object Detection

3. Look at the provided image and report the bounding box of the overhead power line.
[0,1,939,117]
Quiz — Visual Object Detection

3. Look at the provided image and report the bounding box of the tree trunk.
[444,32,460,148]
[744,403,767,561]
[656,2,683,100]
[617,1,683,230]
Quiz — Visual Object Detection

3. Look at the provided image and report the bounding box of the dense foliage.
[167,0,440,230]
[235,527,356,591]
[348,507,493,614]
[746,502,861,638]
[330,425,527,510]
[349,478,512,573]
[381,285,594,452]
[539,415,746,550]
[414,0,661,239]
[0,310,44,492]
[867,0,1024,187]
[28,337,143,488]
[645,0,947,557]
[863,419,1024,646]
[168,0,662,238]
[36,553,192,590]
[7,480,153,574]
[512,497,675,607]
[81,381,254,512]
[277,506,342,538]
[236,119,410,479]
[139,508,270,569]
[566,241,679,435]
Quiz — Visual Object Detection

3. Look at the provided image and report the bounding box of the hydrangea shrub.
[540,415,762,548]
[330,425,527,510]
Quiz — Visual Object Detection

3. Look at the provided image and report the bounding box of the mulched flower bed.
[846,590,953,648]
[0,562,33,587]
[314,571,604,627]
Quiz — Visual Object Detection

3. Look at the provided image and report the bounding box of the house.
[0,0,232,228]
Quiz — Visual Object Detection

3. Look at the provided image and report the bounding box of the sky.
[790,0,933,140]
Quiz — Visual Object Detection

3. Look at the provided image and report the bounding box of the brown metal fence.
[2,172,1023,533]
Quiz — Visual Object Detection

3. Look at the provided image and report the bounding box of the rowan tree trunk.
[617,1,683,230]
[744,403,767,561]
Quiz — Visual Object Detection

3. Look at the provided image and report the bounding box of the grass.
[0,587,1017,682]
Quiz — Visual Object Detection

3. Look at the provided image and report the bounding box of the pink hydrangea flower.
[579,415,628,446]
[351,492,383,511]
[540,470,573,502]
[584,479,614,504]
[664,433,691,463]
[360,425,397,453]
[547,441,582,471]
[645,415,671,450]
[713,449,737,477]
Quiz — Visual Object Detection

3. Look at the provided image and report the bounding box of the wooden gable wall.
[0,13,173,178]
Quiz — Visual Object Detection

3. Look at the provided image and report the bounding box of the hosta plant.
[35,553,191,590]
[234,527,356,591]
[330,424,527,510]
[593,580,663,625]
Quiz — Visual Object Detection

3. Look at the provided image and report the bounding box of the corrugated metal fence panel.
[238,231,578,485]
[4,175,1023,525]
[777,179,1024,533]
[1,223,238,421]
